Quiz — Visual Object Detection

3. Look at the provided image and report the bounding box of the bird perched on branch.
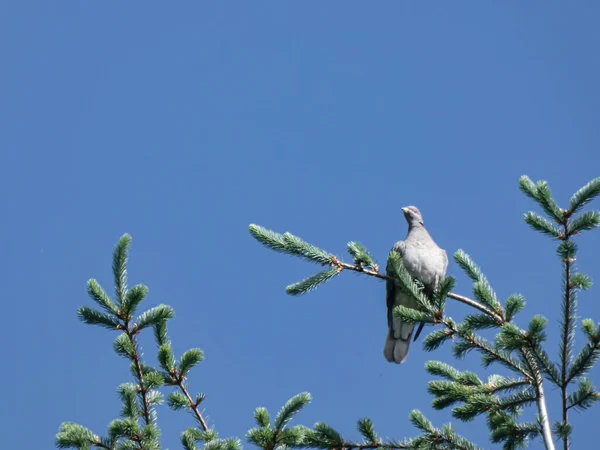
[384,206,448,364]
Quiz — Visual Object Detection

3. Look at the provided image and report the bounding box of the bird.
[383,206,448,364]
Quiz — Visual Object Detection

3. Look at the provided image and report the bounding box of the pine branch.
[566,378,600,412]
[273,392,312,434]
[77,306,122,330]
[286,269,340,295]
[559,223,576,450]
[567,342,600,383]
[112,234,132,305]
[135,304,174,332]
[531,344,561,386]
[568,177,600,214]
[347,242,376,269]
[524,212,563,239]
[87,279,120,316]
[55,423,108,449]
[249,224,504,320]
[125,326,153,427]
[453,250,503,315]
[155,321,210,432]
[452,326,532,381]
[176,380,210,432]
[569,211,600,235]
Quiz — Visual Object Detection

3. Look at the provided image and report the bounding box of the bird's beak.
[401,207,409,213]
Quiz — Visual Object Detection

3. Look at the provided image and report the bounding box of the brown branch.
[331,258,504,323]
[125,326,152,426]
[176,379,209,432]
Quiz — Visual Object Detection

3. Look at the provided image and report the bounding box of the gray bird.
[384,206,448,364]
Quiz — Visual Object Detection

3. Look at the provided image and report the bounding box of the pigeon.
[383,206,448,364]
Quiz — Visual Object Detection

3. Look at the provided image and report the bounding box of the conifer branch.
[559,219,574,450]
[176,380,209,432]
[125,325,153,427]
[249,225,504,321]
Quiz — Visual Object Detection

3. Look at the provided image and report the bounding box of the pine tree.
[57,175,600,450]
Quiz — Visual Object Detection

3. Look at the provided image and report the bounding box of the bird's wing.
[386,241,405,328]
[441,248,449,277]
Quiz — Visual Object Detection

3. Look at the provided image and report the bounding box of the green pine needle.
[282,232,333,264]
[273,392,312,432]
[167,392,189,410]
[497,388,537,414]
[122,284,149,317]
[303,422,344,448]
[393,305,435,324]
[108,418,139,440]
[409,410,434,433]
[87,279,119,316]
[77,306,121,330]
[112,233,132,304]
[553,421,572,442]
[248,224,287,253]
[55,422,101,449]
[179,348,204,376]
[253,407,270,428]
[569,177,600,214]
[534,180,564,222]
[472,280,502,314]
[435,276,456,304]
[278,426,307,446]
[422,328,455,352]
[347,241,375,268]
[527,315,548,344]
[581,319,596,339]
[571,273,592,291]
[181,428,200,450]
[464,314,501,330]
[153,319,169,347]
[504,294,526,321]
[158,343,176,373]
[568,343,600,382]
[425,361,461,380]
[246,427,275,448]
[557,240,578,260]
[205,438,243,450]
[135,304,174,331]
[356,417,377,444]
[524,212,562,239]
[454,250,487,283]
[113,332,134,358]
[531,344,561,386]
[518,175,539,202]
[286,269,339,295]
[496,323,527,351]
[567,378,599,412]
[118,383,141,419]
[569,210,600,235]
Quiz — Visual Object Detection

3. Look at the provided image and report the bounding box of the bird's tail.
[383,322,415,364]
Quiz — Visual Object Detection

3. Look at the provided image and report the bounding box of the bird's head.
[402,206,424,227]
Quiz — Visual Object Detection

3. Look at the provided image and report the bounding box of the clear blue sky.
[2,2,599,449]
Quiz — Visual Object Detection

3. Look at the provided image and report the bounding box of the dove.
[383,206,448,364]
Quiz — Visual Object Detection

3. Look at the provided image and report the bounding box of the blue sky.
[2,2,599,449]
